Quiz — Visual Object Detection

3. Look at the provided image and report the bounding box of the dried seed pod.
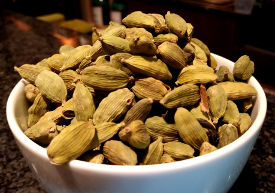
[81,65,133,91]
[190,104,214,127]
[109,53,134,76]
[140,137,163,165]
[96,122,125,144]
[222,100,241,127]
[119,120,151,149]
[92,55,110,66]
[38,98,74,124]
[59,44,74,55]
[191,38,210,60]
[91,27,101,45]
[28,93,51,128]
[99,35,131,55]
[36,58,50,67]
[122,11,156,31]
[199,141,217,156]
[241,97,253,113]
[180,43,194,63]
[59,70,81,91]
[218,81,257,100]
[216,65,235,82]
[145,116,178,143]
[233,55,254,81]
[73,82,95,121]
[47,54,65,73]
[157,41,188,69]
[148,13,169,33]
[24,84,40,103]
[93,88,135,125]
[47,120,99,165]
[101,23,126,38]
[209,54,218,69]
[125,27,153,41]
[129,34,157,56]
[14,64,50,84]
[165,11,187,38]
[24,120,58,145]
[89,40,108,61]
[61,45,92,71]
[175,107,209,150]
[123,98,153,126]
[153,33,178,46]
[78,151,104,164]
[217,124,239,149]
[239,113,252,135]
[176,65,217,85]
[163,141,194,160]
[35,70,67,104]
[207,84,227,124]
[160,84,200,109]
[132,77,171,102]
[123,55,172,80]
[185,23,194,41]
[161,153,175,164]
[103,140,138,165]
[190,42,208,65]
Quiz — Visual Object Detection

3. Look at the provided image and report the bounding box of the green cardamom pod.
[163,141,194,160]
[140,137,163,165]
[165,11,187,38]
[233,55,254,81]
[217,124,238,149]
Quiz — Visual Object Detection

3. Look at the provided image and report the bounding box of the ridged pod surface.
[165,11,187,38]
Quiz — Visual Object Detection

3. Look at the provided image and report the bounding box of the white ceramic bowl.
[6,53,267,193]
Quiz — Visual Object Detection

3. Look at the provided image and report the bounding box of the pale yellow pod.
[176,65,217,85]
[122,11,156,31]
[35,70,67,104]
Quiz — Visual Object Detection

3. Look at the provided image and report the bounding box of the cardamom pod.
[59,44,74,55]
[122,11,156,31]
[78,151,104,164]
[207,84,227,124]
[153,33,178,46]
[59,70,81,91]
[161,153,175,164]
[24,120,58,145]
[199,141,217,156]
[239,113,252,135]
[96,122,125,144]
[176,65,217,85]
[217,124,238,148]
[160,84,200,109]
[73,82,95,121]
[216,65,235,82]
[93,88,135,125]
[165,11,187,38]
[218,81,257,100]
[81,65,133,91]
[233,55,254,81]
[191,38,210,60]
[103,140,138,165]
[123,55,172,80]
[157,41,188,69]
[145,116,178,143]
[163,141,194,160]
[47,120,99,165]
[222,100,241,127]
[99,35,131,55]
[27,93,51,127]
[14,64,50,84]
[174,107,209,150]
[24,84,40,103]
[47,54,65,73]
[132,77,171,102]
[35,70,67,104]
[119,120,151,149]
[129,34,157,56]
[140,137,163,165]
[123,98,153,126]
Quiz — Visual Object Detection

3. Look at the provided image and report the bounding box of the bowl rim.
[6,53,267,174]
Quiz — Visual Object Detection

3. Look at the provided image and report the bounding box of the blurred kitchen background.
[1,0,275,89]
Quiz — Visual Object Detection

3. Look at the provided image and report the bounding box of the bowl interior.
[6,53,267,174]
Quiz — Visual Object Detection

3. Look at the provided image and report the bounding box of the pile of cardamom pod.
[14,11,257,165]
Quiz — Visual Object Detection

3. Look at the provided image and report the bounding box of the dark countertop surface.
[0,9,274,193]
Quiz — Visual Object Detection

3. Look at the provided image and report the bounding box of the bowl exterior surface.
[6,54,267,193]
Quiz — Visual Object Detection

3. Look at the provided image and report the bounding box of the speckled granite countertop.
[0,9,274,193]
